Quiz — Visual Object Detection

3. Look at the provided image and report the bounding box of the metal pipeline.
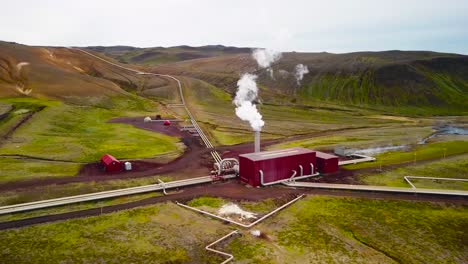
[217,158,240,176]
[205,230,239,264]
[176,194,305,228]
[158,179,167,195]
[260,168,318,186]
[289,170,297,182]
[403,176,416,189]
[298,165,303,176]
[404,175,468,189]
[259,170,289,186]
[259,169,288,186]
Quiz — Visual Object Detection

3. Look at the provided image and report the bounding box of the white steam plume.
[266,68,275,79]
[294,64,309,85]
[233,73,264,131]
[252,49,281,79]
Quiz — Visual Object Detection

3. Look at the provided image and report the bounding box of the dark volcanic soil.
[109,116,187,137]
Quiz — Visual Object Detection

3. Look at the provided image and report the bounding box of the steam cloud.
[294,64,309,85]
[252,49,282,68]
[233,74,264,131]
[233,49,282,131]
[252,48,282,79]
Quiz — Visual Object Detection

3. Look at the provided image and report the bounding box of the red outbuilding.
[239,147,316,187]
[315,151,339,174]
[100,154,123,173]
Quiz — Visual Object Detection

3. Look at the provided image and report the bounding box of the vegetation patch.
[0,158,82,183]
[0,203,233,264]
[0,175,174,207]
[248,196,468,263]
[0,98,182,167]
[187,196,226,208]
[344,140,468,170]
[361,154,468,189]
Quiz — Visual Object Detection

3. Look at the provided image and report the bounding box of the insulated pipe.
[176,194,305,228]
[205,230,239,264]
[260,170,300,186]
[158,179,167,195]
[218,158,240,175]
[404,176,417,189]
[289,170,298,182]
[298,165,303,176]
[403,176,468,190]
[288,172,320,182]
[310,163,315,174]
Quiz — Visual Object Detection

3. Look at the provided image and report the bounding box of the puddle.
[353,145,409,155]
[419,125,468,144]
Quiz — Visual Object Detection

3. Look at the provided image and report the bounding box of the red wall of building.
[315,151,339,174]
[239,148,316,187]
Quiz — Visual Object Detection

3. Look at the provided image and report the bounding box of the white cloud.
[0,0,467,54]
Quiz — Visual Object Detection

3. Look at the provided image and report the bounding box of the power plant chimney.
[254,130,260,153]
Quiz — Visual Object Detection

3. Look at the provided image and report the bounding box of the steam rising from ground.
[252,48,282,79]
[294,64,309,85]
[218,203,257,220]
[252,49,282,68]
[234,74,264,131]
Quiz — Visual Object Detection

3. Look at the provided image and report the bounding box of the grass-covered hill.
[140,49,468,114]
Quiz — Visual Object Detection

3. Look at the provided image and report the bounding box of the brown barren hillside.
[0,41,178,105]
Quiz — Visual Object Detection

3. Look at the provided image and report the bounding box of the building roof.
[239,147,315,161]
[315,151,338,159]
[101,154,120,165]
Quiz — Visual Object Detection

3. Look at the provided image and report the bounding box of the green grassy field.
[268,126,434,151]
[0,158,82,183]
[0,98,183,182]
[239,196,468,263]
[361,154,468,189]
[0,196,466,263]
[182,77,415,146]
[344,140,468,170]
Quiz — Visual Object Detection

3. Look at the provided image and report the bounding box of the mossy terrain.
[1,197,466,263]
[0,203,232,264]
[0,97,183,182]
[231,196,468,263]
[344,140,468,170]
[361,154,468,189]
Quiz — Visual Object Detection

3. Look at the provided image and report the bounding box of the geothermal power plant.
[214,128,340,188]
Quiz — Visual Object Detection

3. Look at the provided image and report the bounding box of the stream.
[352,125,468,156]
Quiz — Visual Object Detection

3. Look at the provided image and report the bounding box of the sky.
[2,0,468,54]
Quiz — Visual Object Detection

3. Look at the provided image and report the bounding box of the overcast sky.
[2,0,468,54]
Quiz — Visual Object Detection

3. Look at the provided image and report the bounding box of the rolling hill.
[1,41,467,114]
[0,41,177,107]
[141,50,468,114]
[86,45,251,65]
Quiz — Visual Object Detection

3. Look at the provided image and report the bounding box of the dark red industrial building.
[315,151,339,174]
[239,147,316,187]
[100,154,123,173]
